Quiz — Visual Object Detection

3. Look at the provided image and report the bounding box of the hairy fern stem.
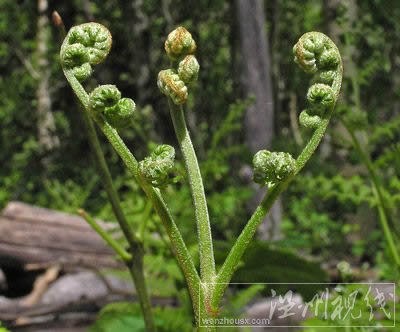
[168,100,216,285]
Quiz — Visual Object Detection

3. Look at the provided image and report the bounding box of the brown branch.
[21,265,60,307]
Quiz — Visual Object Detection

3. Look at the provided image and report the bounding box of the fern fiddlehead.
[158,27,200,106]
[61,23,343,330]
[251,32,341,185]
[61,26,135,129]
[61,23,112,82]
[178,55,200,84]
[61,24,158,331]
[253,150,296,185]
[89,85,136,128]
[164,26,196,61]
[139,144,175,187]
[158,69,188,105]
[293,32,342,129]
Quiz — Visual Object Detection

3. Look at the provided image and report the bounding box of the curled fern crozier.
[139,145,175,187]
[293,32,342,129]
[178,55,200,84]
[89,85,135,128]
[60,23,112,82]
[165,26,196,61]
[253,150,296,185]
[157,69,188,105]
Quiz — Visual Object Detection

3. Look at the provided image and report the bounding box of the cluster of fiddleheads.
[157,27,200,105]
[293,31,342,129]
[60,22,343,331]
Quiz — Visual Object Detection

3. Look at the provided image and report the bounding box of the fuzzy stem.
[80,108,141,250]
[129,252,157,332]
[346,128,400,267]
[97,115,203,320]
[80,209,157,332]
[212,110,334,308]
[62,68,201,320]
[70,83,156,331]
[168,100,216,286]
[78,209,132,262]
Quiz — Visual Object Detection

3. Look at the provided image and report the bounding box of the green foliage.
[282,195,344,254]
[215,241,328,301]
[0,322,10,332]
[370,114,400,147]
[40,178,98,213]
[89,302,193,332]
[221,284,265,317]
[370,114,400,199]
[202,98,249,181]
[302,284,399,331]
[88,302,146,332]
[283,173,379,258]
[297,174,373,206]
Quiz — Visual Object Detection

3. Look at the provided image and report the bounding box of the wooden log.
[1,292,176,321]
[0,201,122,268]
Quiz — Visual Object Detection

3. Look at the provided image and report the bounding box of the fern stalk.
[168,101,216,286]
[78,209,132,262]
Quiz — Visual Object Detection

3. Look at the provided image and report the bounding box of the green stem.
[80,108,141,251]
[139,201,153,242]
[96,117,202,308]
[168,100,216,285]
[129,252,157,332]
[78,209,132,262]
[346,127,400,266]
[212,111,334,309]
[63,68,201,320]
[77,211,154,331]
[80,208,156,331]
[73,85,156,331]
